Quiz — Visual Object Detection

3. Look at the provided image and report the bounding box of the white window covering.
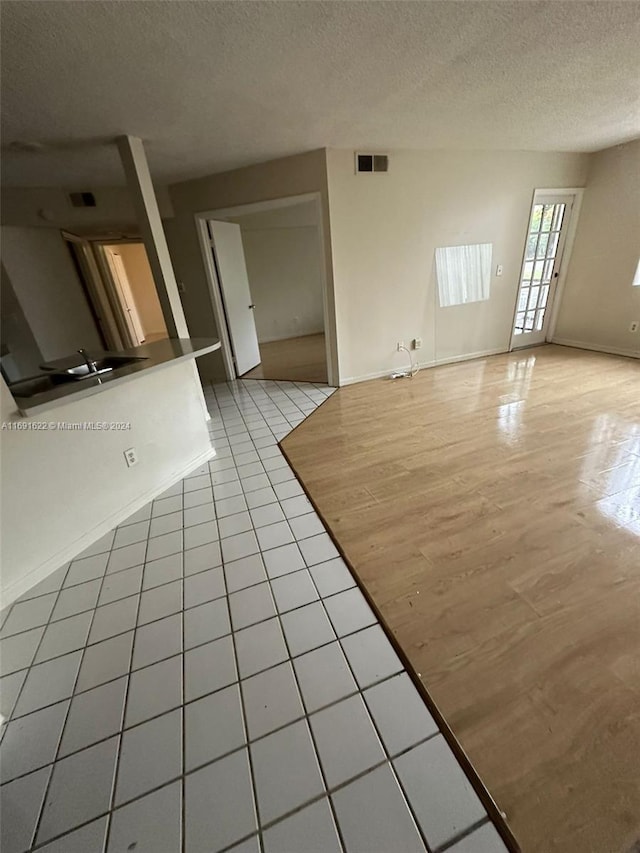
[633,258,640,286]
[435,243,492,307]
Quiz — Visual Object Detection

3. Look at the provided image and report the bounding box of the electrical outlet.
[412,337,423,350]
[396,341,405,352]
[496,264,503,277]
[124,448,138,468]
[629,320,639,333]
[177,281,186,294]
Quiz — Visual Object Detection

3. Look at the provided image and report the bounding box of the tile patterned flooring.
[0,379,508,853]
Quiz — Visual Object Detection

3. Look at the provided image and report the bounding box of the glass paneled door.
[511,193,574,348]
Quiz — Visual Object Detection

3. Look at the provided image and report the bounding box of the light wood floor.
[282,345,640,853]
[242,333,327,383]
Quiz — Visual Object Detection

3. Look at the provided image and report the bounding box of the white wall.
[0,362,212,605]
[0,264,43,381]
[166,149,338,383]
[231,202,324,343]
[553,139,640,357]
[1,226,102,362]
[0,185,174,232]
[326,149,590,383]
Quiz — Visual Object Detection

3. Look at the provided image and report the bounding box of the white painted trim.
[2,445,216,607]
[430,346,508,366]
[550,337,640,359]
[545,189,584,340]
[340,346,508,386]
[529,187,586,195]
[340,368,398,386]
[194,193,339,387]
[313,200,338,388]
[197,193,319,221]
[62,231,124,350]
[195,217,237,379]
[258,331,325,345]
[509,187,584,351]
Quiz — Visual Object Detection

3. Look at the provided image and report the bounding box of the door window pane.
[526,234,538,260]
[536,233,550,258]
[540,284,549,308]
[552,204,565,231]
[547,231,560,258]
[535,309,545,330]
[530,205,544,232]
[541,205,554,231]
[528,287,540,310]
[518,289,529,311]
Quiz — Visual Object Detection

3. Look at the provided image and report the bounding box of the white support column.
[116,135,188,338]
[117,135,211,425]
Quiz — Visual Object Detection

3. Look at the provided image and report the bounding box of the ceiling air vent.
[68,191,97,208]
[356,153,388,174]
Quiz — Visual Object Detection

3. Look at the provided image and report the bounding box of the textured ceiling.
[1,0,639,187]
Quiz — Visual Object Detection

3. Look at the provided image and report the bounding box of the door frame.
[195,192,338,386]
[509,187,584,351]
[92,242,141,349]
[62,231,123,350]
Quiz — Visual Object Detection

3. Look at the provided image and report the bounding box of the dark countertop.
[9,337,221,416]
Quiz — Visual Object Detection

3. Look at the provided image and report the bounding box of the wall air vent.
[356,153,388,174]
[68,191,96,208]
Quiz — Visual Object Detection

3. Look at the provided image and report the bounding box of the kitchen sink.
[9,354,150,397]
[62,364,115,378]
[42,354,148,381]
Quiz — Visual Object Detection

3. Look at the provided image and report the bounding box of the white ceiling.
[1,0,639,188]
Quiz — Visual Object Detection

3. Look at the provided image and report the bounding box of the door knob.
[249,304,256,309]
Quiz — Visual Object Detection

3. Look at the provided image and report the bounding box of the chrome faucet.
[77,349,97,373]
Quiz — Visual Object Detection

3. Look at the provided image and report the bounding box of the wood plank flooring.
[282,345,640,853]
[242,333,327,383]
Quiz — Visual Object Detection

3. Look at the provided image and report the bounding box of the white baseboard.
[258,330,324,345]
[551,337,640,359]
[429,346,507,367]
[340,367,399,385]
[2,445,216,607]
[340,346,508,386]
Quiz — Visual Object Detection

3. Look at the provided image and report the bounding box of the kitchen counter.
[10,337,221,416]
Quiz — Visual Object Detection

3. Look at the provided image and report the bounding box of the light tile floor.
[0,378,509,853]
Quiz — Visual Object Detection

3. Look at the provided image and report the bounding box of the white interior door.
[105,248,146,345]
[511,193,574,348]
[208,220,260,375]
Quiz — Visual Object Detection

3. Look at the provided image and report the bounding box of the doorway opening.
[195,193,337,386]
[100,243,169,346]
[510,189,582,349]
[228,200,326,383]
[65,234,169,350]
